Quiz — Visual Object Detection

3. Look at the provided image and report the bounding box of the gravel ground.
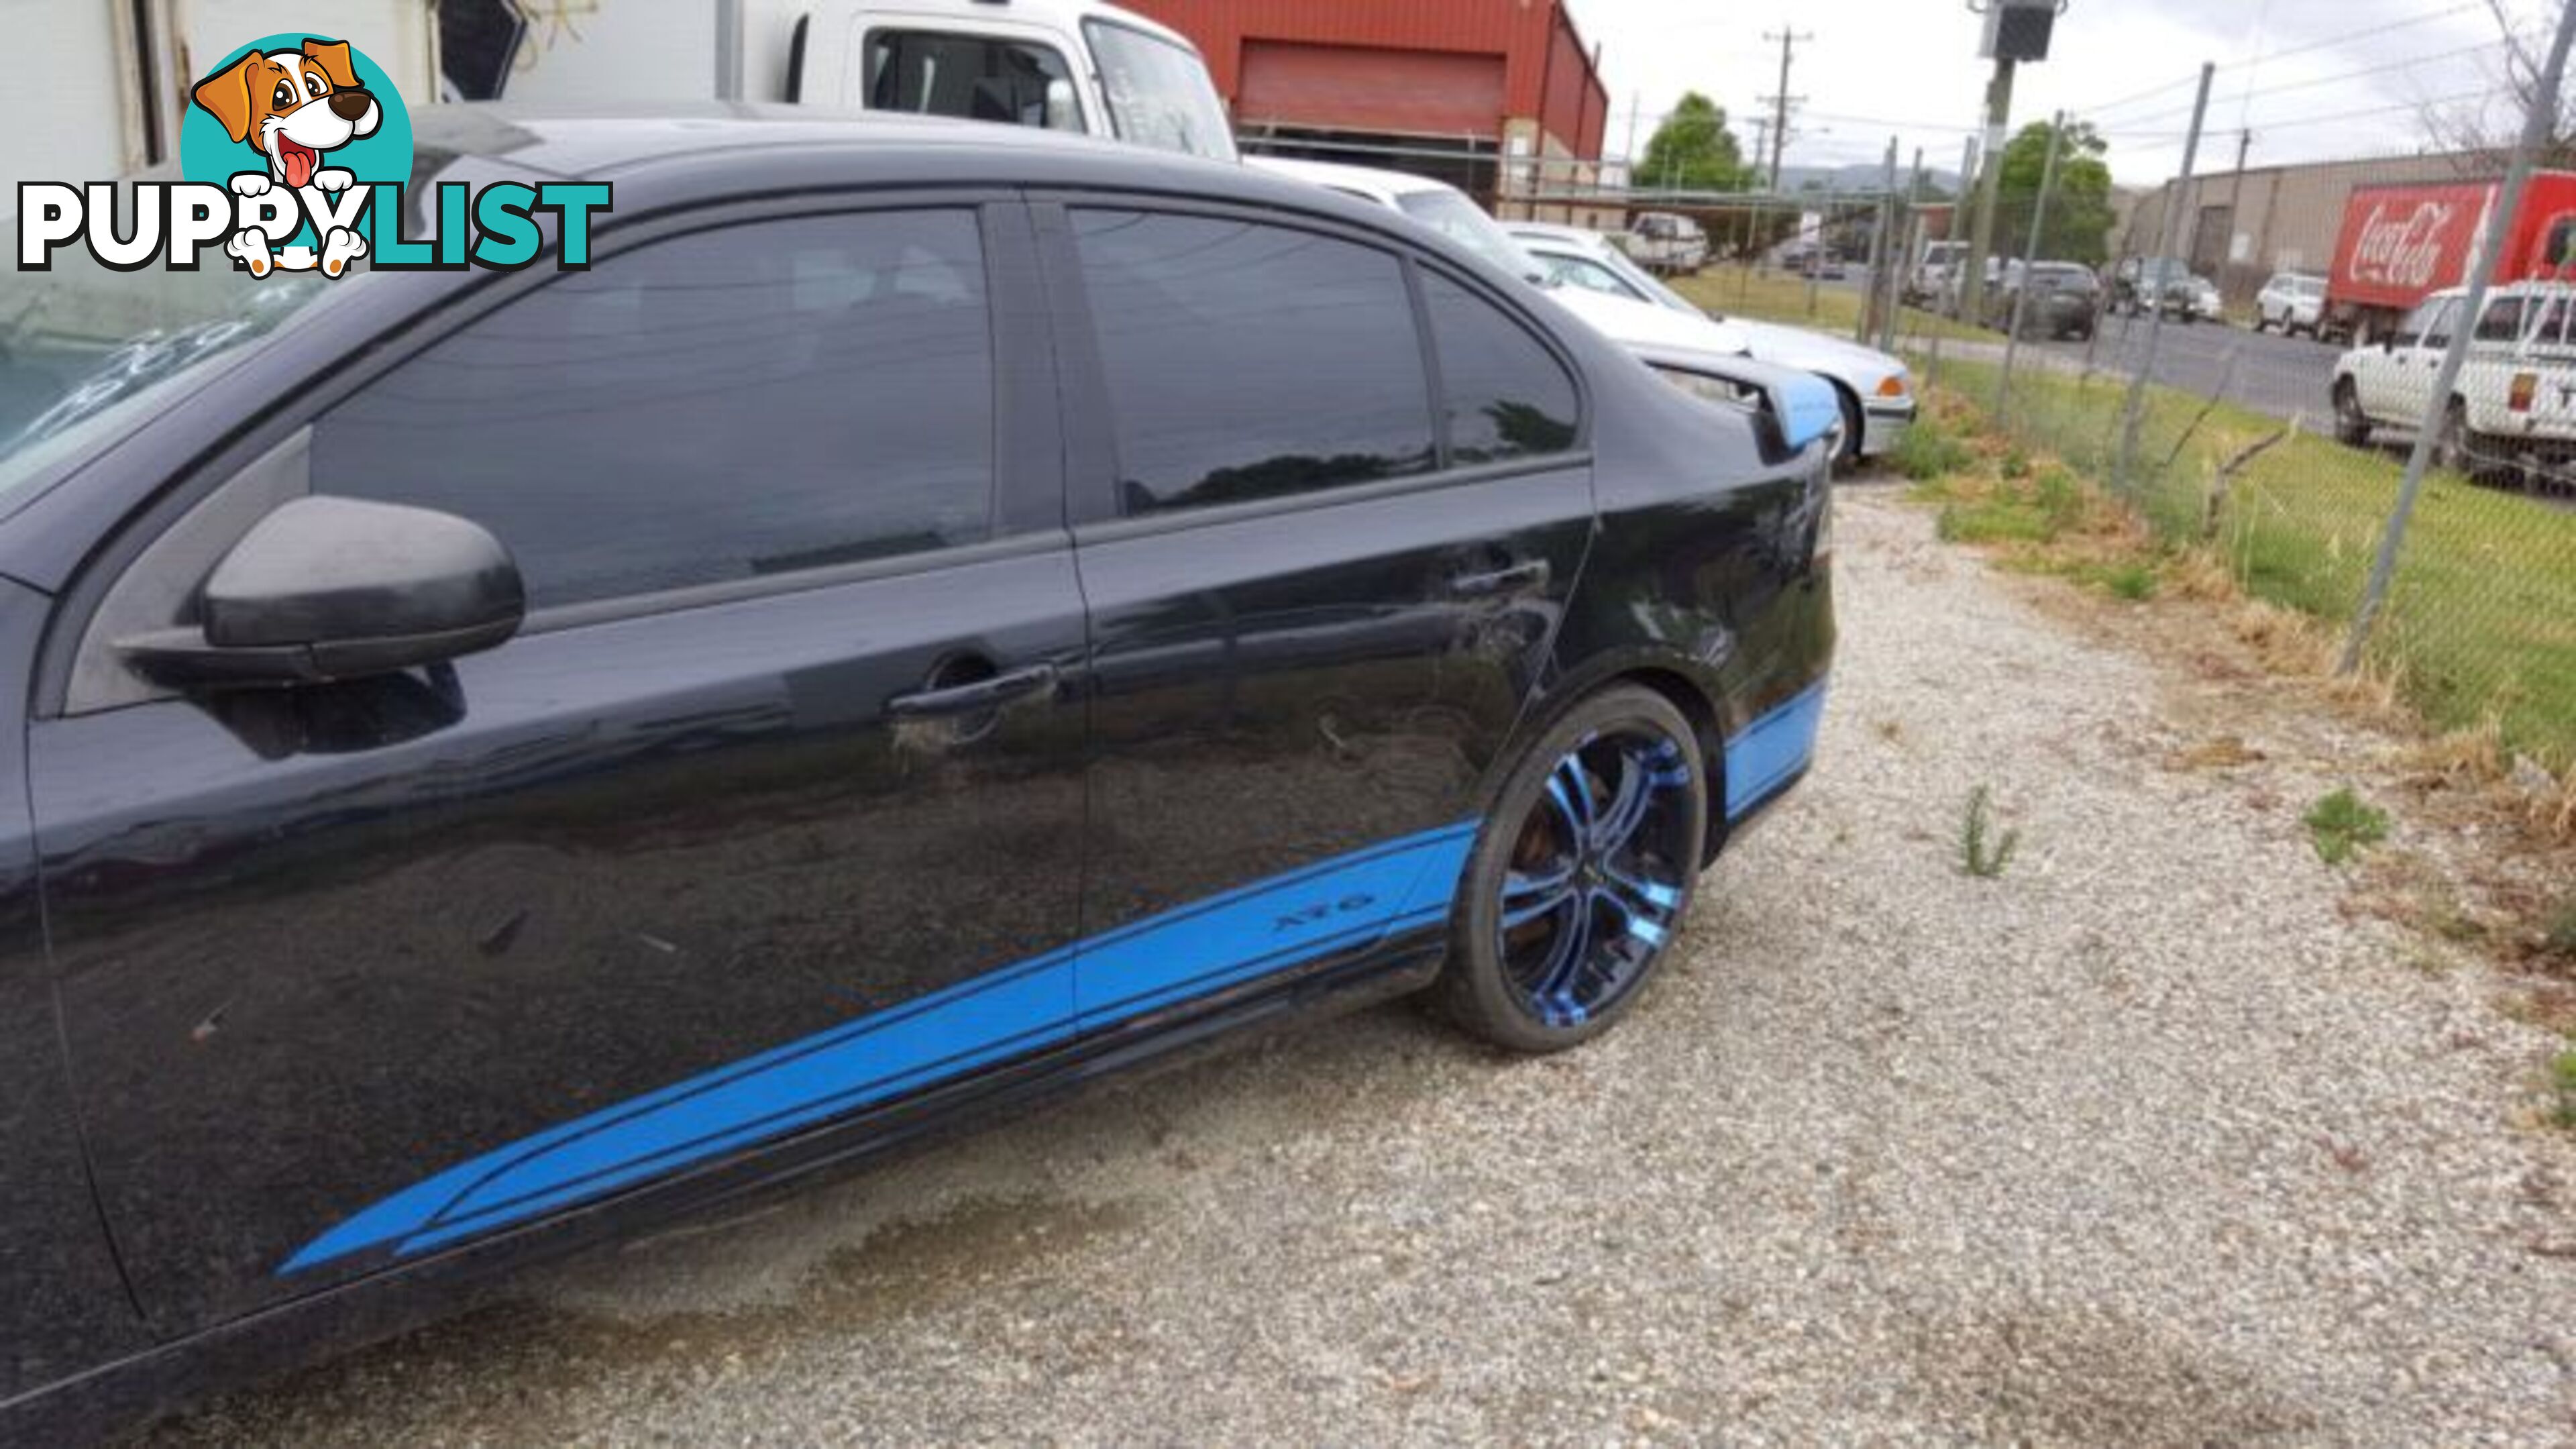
[149,488,2576,1446]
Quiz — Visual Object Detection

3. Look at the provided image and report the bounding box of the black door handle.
[1446,559,1551,598]
[887,663,1059,719]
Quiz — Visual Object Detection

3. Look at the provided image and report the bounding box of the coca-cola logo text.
[2349,201,2460,290]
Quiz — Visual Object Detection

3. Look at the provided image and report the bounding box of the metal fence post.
[1924,134,1980,391]
[2113,63,2214,497]
[1882,148,1923,354]
[1995,112,2065,428]
[2342,0,2576,674]
[1859,139,1898,343]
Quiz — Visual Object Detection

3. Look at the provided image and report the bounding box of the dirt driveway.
[150,490,2576,1446]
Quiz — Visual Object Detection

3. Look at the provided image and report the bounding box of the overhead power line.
[2087,1,2490,120]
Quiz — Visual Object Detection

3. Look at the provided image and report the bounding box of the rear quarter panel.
[1541,345,1834,825]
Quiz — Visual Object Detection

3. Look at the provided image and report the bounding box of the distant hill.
[1772,162,1961,199]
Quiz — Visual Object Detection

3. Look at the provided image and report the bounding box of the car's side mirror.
[120,496,525,690]
[1043,78,1079,131]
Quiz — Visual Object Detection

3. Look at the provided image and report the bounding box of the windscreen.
[1395,189,1540,277]
[1083,19,1237,162]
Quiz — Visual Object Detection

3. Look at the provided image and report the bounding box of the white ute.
[2330,280,2576,484]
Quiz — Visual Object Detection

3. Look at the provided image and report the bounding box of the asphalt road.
[1823,266,2345,429]
[2025,311,2344,429]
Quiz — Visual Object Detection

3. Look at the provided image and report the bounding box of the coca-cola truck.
[2324,171,2576,344]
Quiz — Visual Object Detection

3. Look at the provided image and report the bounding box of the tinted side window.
[315,211,994,607]
[2475,295,2528,342]
[2393,299,2438,349]
[863,30,1075,127]
[1421,274,1580,466]
[2422,299,2461,350]
[1072,209,1434,515]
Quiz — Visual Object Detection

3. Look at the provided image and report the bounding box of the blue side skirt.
[283,677,1829,1275]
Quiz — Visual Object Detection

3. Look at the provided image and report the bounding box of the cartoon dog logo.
[191,38,380,277]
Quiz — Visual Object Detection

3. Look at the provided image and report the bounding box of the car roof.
[1242,155,1452,204]
[403,104,1411,225]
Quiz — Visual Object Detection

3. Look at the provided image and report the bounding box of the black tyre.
[2253,312,2271,334]
[2435,399,2474,478]
[1436,686,1709,1053]
[1834,386,1866,469]
[2332,380,2371,447]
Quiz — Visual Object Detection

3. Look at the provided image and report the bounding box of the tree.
[1638,92,1748,193]
[1992,119,2114,266]
[2420,0,2573,172]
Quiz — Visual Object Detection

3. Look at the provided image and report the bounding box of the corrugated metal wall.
[1123,0,1607,154]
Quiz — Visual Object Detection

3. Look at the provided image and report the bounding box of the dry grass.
[1893,386,2576,979]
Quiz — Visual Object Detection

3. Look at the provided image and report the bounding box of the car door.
[1032,199,1594,1026]
[32,199,1090,1330]
[2355,299,2434,421]
[2383,296,2461,424]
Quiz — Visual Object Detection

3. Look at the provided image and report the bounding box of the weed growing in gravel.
[2095,561,2159,602]
[2551,1048,2576,1129]
[1959,786,2021,878]
[2305,788,2391,865]
[2544,898,2576,963]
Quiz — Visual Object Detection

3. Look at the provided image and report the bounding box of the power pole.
[2222,127,2253,284]
[1761,28,1813,192]
[1956,54,2018,340]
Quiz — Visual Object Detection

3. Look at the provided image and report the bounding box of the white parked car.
[2330,281,2576,482]
[1503,222,1917,462]
[2253,272,2328,338]
[1245,158,1856,456]
[1625,212,1711,276]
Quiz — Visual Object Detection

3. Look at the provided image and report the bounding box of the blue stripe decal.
[1725,679,1829,821]
[280,820,1479,1275]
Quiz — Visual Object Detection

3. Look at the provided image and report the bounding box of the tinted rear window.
[1072,210,1435,515]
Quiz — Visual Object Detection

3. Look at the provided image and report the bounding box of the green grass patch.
[2553,1048,2576,1130]
[1911,354,2576,771]
[1888,416,1977,482]
[2305,788,2391,865]
[1668,269,1989,345]
[2090,561,2160,602]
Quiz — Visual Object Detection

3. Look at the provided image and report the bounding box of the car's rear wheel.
[1436,686,1708,1053]
[1835,386,1866,469]
[2332,380,2371,447]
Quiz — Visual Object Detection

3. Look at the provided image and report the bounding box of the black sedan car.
[0,107,1835,1441]
[1991,262,2103,341]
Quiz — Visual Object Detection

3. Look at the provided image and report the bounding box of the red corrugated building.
[1117,0,1612,219]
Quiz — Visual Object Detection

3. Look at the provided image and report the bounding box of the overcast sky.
[1568,0,2552,186]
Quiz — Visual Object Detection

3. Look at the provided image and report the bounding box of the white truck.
[2,0,1231,203]
[465,0,1235,160]
[2330,280,2576,486]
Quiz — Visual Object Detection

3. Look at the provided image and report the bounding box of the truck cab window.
[863,31,1079,129]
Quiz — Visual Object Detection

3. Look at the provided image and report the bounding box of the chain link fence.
[1239,62,2576,780]
[1749,36,2576,780]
